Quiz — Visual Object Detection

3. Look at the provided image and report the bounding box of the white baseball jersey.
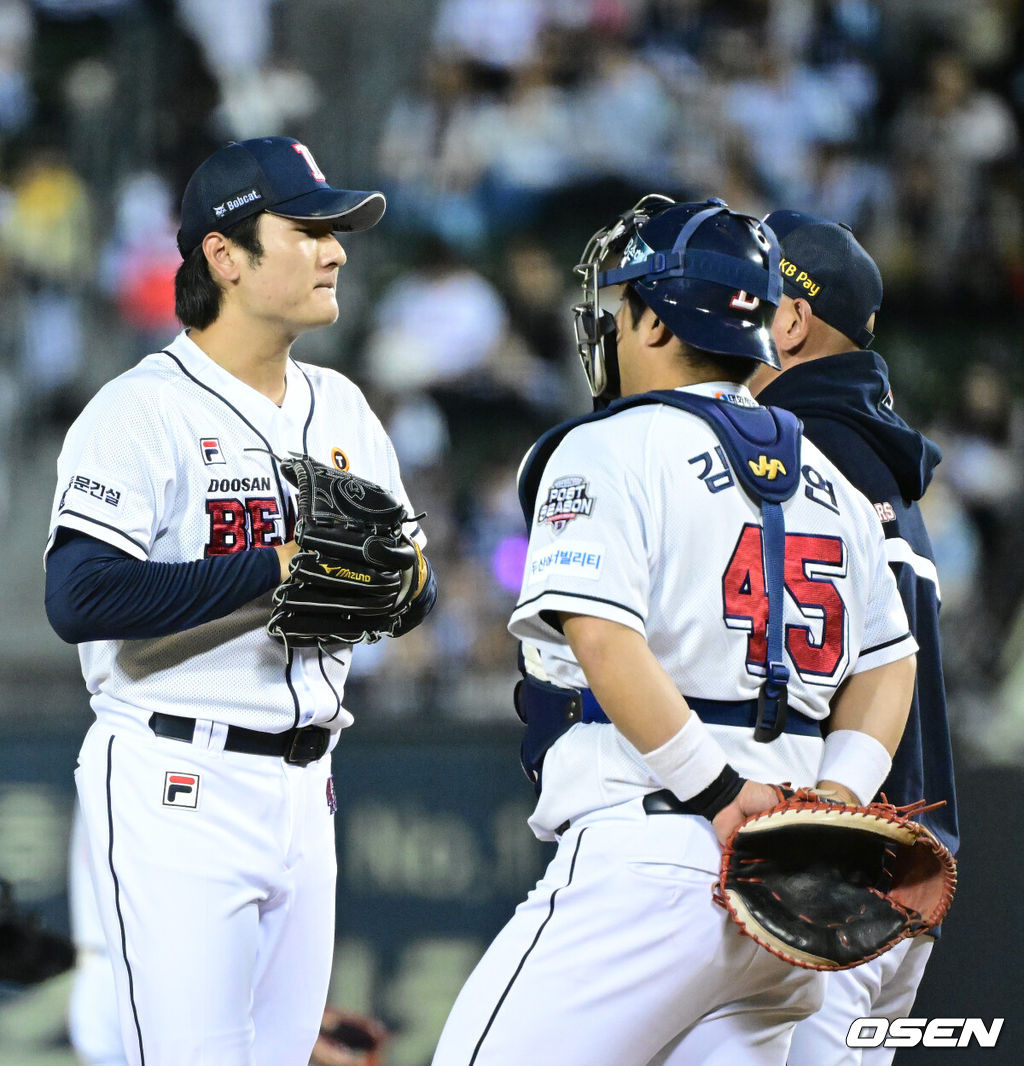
[432,383,915,1066]
[46,330,421,735]
[508,382,916,841]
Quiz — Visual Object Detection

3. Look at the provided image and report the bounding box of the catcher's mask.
[573,195,783,403]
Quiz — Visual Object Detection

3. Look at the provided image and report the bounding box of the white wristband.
[640,714,729,802]
[817,729,892,805]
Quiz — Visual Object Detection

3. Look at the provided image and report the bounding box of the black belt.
[555,789,698,835]
[148,713,330,767]
[641,789,692,815]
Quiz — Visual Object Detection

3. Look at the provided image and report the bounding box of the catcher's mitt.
[714,790,957,971]
[267,455,424,649]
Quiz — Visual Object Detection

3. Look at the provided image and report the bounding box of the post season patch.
[526,540,605,585]
[537,475,594,533]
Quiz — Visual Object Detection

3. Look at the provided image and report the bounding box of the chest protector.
[515,391,804,788]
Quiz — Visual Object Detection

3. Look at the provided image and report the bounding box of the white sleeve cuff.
[817,729,892,805]
[640,714,730,803]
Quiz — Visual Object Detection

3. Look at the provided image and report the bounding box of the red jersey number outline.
[722,523,848,683]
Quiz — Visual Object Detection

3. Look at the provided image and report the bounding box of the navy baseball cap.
[177,136,386,256]
[762,210,882,348]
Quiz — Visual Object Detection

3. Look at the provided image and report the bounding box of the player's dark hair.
[174,213,265,329]
[682,346,760,384]
[623,285,647,329]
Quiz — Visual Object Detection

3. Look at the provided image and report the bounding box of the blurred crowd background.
[1,0,1024,1061]
[2,0,1023,750]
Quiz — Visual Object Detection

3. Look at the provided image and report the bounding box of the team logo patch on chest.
[537,476,594,533]
[163,772,200,809]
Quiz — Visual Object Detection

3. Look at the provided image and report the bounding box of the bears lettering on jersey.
[205,496,292,555]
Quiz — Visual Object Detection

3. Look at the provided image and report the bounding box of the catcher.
[432,197,930,1066]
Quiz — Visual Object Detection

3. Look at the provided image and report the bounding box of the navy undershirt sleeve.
[45,528,281,644]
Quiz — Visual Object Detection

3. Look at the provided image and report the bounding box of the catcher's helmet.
[573,196,782,401]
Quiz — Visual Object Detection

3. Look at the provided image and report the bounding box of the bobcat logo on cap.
[213,188,263,219]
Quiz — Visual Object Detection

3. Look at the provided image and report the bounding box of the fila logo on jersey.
[538,476,594,532]
[748,455,787,480]
[201,438,226,465]
[163,772,200,809]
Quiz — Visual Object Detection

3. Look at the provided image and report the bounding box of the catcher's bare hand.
[815,778,861,805]
[711,779,786,847]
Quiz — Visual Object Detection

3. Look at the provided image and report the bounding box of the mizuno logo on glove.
[320,564,372,583]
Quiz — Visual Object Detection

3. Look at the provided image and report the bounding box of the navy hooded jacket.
[758,350,959,857]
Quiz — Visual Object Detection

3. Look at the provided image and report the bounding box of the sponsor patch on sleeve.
[59,473,122,510]
[526,540,605,585]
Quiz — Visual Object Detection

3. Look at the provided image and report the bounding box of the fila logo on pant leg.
[163,772,200,809]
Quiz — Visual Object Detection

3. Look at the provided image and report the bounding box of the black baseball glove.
[267,455,427,649]
[714,790,957,971]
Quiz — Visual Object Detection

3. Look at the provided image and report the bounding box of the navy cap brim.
[268,188,386,232]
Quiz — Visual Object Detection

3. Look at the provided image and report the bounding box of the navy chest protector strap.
[518,390,803,751]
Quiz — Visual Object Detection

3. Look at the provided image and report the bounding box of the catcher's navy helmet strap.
[598,200,727,289]
[598,200,783,305]
[755,499,790,743]
[601,249,779,301]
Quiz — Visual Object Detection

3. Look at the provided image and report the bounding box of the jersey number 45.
[723,523,848,684]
